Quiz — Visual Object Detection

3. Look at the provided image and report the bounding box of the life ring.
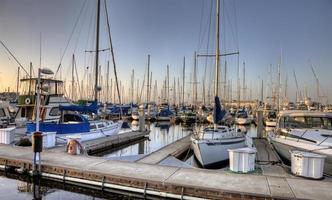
[25,98,31,105]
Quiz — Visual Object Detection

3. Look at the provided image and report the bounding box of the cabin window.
[284,116,306,128]
[279,117,285,128]
[90,124,97,129]
[307,117,323,129]
[49,107,61,116]
[97,124,105,128]
[0,109,5,117]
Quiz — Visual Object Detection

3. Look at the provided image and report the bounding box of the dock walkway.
[48,130,149,155]
[137,135,191,164]
[0,143,331,199]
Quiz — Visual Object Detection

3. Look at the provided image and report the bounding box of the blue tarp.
[59,101,99,114]
[107,104,134,116]
[213,96,226,123]
[158,109,174,117]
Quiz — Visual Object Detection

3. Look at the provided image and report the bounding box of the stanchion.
[32,131,43,175]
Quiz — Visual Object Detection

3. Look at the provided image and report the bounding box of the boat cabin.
[277,111,332,130]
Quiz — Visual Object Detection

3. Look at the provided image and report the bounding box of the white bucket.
[228,147,257,173]
[291,150,326,179]
[0,127,15,144]
[42,132,56,148]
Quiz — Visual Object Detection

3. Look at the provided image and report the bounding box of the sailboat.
[191,0,246,168]
[26,0,122,142]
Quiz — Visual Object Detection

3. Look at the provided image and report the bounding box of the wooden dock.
[0,143,331,199]
[83,130,149,155]
[137,135,191,164]
[48,130,149,155]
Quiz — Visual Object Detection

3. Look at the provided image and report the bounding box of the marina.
[1,0,332,199]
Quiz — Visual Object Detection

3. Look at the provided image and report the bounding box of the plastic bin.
[291,150,326,179]
[42,132,56,148]
[228,147,257,173]
[0,127,15,144]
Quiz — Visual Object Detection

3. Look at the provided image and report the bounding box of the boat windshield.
[281,116,332,130]
[268,112,276,119]
[236,112,247,118]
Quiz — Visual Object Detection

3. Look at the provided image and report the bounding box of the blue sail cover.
[213,96,226,124]
[59,101,99,114]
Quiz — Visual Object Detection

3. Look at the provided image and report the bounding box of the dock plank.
[0,143,331,199]
[254,138,290,177]
[137,135,191,164]
[266,177,295,198]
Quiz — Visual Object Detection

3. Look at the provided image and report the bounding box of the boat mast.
[167,64,170,104]
[94,0,100,102]
[182,57,185,106]
[71,54,75,101]
[214,0,220,98]
[147,54,150,103]
[106,61,110,103]
[16,67,20,94]
[214,0,221,130]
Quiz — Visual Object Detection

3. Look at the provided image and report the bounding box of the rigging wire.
[104,0,123,118]
[54,0,88,78]
[0,41,29,76]
[196,0,205,51]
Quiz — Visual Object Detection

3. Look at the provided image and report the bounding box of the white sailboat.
[191,0,246,168]
[268,110,332,175]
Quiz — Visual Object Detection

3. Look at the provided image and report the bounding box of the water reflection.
[0,175,104,200]
[103,122,191,159]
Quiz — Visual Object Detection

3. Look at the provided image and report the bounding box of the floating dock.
[0,141,331,199]
[83,130,149,155]
[48,130,149,155]
[137,135,191,164]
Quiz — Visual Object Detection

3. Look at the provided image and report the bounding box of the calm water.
[103,122,192,159]
[0,122,259,199]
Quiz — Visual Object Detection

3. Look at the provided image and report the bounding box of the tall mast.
[147,54,150,103]
[71,54,75,100]
[167,65,169,104]
[16,67,20,94]
[150,72,152,102]
[94,0,100,102]
[182,57,185,106]
[106,61,110,103]
[214,0,220,97]
[131,69,134,103]
[242,61,246,101]
[193,51,197,106]
[224,60,227,101]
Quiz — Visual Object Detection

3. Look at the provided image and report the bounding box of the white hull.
[56,121,122,143]
[235,117,251,125]
[157,116,171,121]
[265,120,277,127]
[268,133,332,175]
[191,137,246,167]
[131,114,140,120]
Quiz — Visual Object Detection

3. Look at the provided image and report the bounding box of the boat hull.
[268,134,332,176]
[191,137,246,168]
[235,118,251,125]
[56,121,123,143]
[265,120,277,127]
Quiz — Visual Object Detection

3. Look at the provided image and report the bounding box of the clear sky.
[0,0,331,103]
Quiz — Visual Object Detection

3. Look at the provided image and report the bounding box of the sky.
[0,0,331,103]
